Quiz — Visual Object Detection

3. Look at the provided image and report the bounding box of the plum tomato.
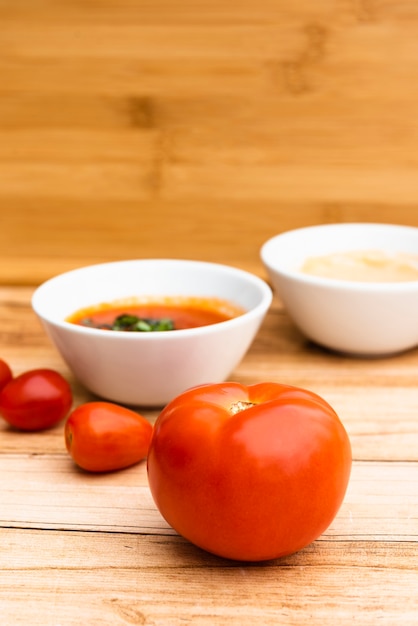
[0,368,73,431]
[0,358,12,392]
[147,381,352,562]
[65,401,153,473]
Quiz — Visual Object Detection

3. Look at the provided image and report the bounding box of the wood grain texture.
[1,1,418,284]
[1,530,416,626]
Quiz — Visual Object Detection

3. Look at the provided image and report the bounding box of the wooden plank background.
[1,0,418,286]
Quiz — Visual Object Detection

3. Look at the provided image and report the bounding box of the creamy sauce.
[300,250,418,283]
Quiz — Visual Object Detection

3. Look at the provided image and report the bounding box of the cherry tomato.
[0,368,73,431]
[147,381,352,562]
[0,358,12,392]
[65,401,153,473]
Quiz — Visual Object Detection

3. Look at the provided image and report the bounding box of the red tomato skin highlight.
[0,368,73,431]
[0,359,12,392]
[147,382,352,562]
[65,402,153,472]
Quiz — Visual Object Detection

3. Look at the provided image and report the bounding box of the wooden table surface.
[1,281,418,625]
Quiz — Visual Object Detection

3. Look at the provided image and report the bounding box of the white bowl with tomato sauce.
[261,223,418,356]
[32,259,272,406]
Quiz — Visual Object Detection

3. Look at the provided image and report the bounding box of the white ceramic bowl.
[32,259,272,406]
[261,223,418,356]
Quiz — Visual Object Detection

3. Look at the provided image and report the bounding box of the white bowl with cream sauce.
[261,223,418,356]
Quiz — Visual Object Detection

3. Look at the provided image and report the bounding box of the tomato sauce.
[66,296,245,331]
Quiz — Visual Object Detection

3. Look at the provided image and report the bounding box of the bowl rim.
[32,258,273,340]
[261,222,418,293]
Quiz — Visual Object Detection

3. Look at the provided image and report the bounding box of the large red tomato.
[65,401,153,473]
[147,381,352,562]
[0,368,73,431]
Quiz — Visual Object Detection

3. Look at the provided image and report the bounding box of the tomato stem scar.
[229,401,256,415]
[66,430,73,449]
